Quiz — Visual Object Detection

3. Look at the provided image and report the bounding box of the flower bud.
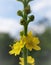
[29,15,34,21]
[20,19,26,25]
[20,31,24,36]
[24,5,31,14]
[17,10,23,17]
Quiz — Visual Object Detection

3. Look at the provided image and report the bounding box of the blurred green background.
[0,27,51,65]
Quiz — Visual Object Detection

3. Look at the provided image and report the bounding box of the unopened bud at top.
[24,5,31,14]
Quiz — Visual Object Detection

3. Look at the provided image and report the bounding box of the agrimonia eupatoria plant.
[9,0,41,65]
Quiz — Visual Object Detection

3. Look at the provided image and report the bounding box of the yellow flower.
[9,40,25,56]
[19,57,24,65]
[22,31,41,51]
[19,56,35,65]
[27,56,35,64]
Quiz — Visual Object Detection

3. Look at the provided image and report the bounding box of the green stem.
[23,24,28,65]
[24,25,27,35]
[23,46,28,65]
[23,0,28,65]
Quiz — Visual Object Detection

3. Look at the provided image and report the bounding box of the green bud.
[20,19,26,25]
[24,5,31,14]
[20,31,24,36]
[29,15,34,21]
[17,10,23,17]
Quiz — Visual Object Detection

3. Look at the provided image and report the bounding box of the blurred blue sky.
[0,0,51,39]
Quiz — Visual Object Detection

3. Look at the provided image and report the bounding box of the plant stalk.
[23,0,28,65]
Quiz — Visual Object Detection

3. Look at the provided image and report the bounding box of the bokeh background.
[0,0,51,65]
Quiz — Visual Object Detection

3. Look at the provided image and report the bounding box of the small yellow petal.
[27,56,35,64]
[33,45,41,50]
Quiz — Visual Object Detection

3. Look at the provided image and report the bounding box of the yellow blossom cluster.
[9,40,25,56]
[19,56,35,65]
[23,31,41,51]
[9,31,41,56]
